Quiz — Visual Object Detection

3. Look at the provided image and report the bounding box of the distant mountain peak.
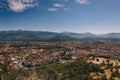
[0,30,120,42]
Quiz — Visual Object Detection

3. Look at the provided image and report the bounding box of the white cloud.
[50,3,64,12]
[63,7,69,11]
[75,0,89,4]
[0,0,90,12]
[53,3,64,8]
[48,8,58,12]
[7,0,37,12]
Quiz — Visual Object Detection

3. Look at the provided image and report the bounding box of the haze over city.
[0,0,120,34]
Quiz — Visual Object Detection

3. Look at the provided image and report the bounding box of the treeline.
[0,59,107,80]
[0,63,30,80]
[35,59,105,80]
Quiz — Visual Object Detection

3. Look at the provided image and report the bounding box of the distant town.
[0,40,120,80]
[1,0,120,79]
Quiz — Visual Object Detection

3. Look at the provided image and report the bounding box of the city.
[0,41,120,80]
[0,0,120,80]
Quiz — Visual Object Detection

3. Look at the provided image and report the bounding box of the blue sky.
[0,0,120,34]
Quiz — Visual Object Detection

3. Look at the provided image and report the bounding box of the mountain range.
[0,30,120,42]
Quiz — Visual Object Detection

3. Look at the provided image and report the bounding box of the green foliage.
[36,59,104,80]
[2,69,17,80]
[0,58,105,80]
[101,75,107,80]
[0,63,9,74]
[0,63,30,80]
[111,70,120,78]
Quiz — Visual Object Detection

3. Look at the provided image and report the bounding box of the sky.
[0,0,120,34]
